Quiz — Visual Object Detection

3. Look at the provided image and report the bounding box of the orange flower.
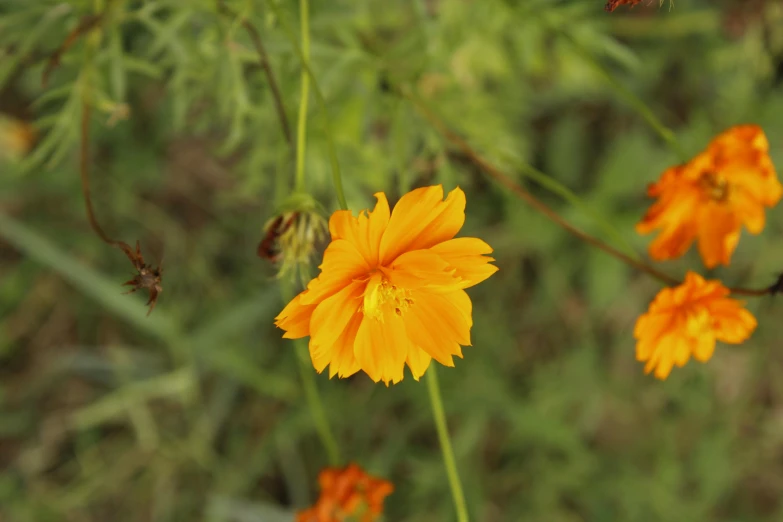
[297,463,393,522]
[275,185,497,385]
[637,125,782,268]
[634,271,757,379]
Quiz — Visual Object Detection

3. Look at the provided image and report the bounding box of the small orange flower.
[637,125,782,268]
[275,185,497,385]
[297,463,393,522]
[634,271,757,379]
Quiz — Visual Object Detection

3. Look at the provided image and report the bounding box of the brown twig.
[218,1,293,147]
[42,14,104,88]
[401,87,774,298]
[81,101,162,315]
[39,3,161,314]
[80,102,114,246]
[729,285,775,297]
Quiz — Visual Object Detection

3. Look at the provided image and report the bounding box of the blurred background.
[2,0,783,521]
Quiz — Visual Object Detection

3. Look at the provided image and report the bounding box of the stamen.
[699,171,730,202]
[362,273,414,321]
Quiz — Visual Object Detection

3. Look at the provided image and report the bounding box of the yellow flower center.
[684,307,712,339]
[362,272,413,321]
[699,171,730,202]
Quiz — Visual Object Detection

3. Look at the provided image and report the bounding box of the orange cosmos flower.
[637,125,782,268]
[634,271,757,379]
[275,185,497,385]
[297,463,393,522]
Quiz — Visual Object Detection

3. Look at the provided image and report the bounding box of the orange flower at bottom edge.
[636,125,782,268]
[297,464,394,522]
[634,271,757,379]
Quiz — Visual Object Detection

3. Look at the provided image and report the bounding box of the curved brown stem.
[81,101,117,247]
[81,100,162,314]
[729,286,774,297]
[402,88,773,298]
[42,14,103,88]
[81,101,132,257]
[53,2,163,314]
[218,1,293,148]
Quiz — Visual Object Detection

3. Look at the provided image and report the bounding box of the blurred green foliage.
[2,0,783,521]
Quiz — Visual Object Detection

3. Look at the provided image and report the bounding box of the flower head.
[634,271,757,379]
[259,193,328,284]
[637,125,782,268]
[275,185,498,385]
[297,463,393,522]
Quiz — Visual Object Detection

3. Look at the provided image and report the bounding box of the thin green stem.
[263,0,348,210]
[281,284,340,465]
[403,86,681,288]
[426,366,469,522]
[294,0,310,192]
[503,155,640,261]
[558,30,687,162]
[217,0,293,148]
[294,340,341,466]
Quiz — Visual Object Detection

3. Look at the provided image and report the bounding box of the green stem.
[426,366,469,522]
[217,0,293,148]
[404,86,682,288]
[505,156,640,261]
[295,340,341,466]
[263,0,348,210]
[403,87,640,263]
[559,31,687,162]
[281,284,340,466]
[294,0,310,192]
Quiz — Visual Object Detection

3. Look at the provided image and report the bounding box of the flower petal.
[406,345,432,381]
[637,179,701,262]
[309,339,331,374]
[310,280,367,353]
[328,311,363,378]
[403,290,471,366]
[696,204,741,268]
[382,249,461,290]
[275,294,316,339]
[380,186,466,265]
[404,186,465,251]
[645,222,698,262]
[367,192,390,265]
[733,187,767,234]
[301,239,370,305]
[708,299,757,344]
[634,312,673,362]
[430,237,498,288]
[328,194,389,267]
[691,330,717,362]
[650,333,685,379]
[354,312,409,384]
